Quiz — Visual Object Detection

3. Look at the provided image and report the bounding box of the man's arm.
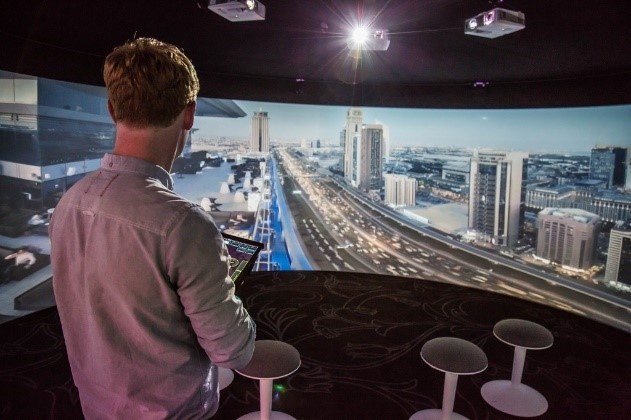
[165,204,256,369]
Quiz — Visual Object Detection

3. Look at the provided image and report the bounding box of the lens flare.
[350,26,369,46]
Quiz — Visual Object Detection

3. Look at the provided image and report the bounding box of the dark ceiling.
[1,0,630,108]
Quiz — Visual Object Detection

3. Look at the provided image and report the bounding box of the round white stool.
[481,319,554,417]
[235,340,301,420]
[218,366,234,391]
[410,337,488,420]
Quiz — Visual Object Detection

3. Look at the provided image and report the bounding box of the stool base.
[237,411,296,420]
[481,380,548,417]
[409,408,468,420]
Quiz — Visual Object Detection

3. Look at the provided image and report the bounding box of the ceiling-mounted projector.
[465,8,525,38]
[207,0,265,22]
[346,29,390,51]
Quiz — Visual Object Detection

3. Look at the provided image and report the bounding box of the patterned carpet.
[1,271,630,419]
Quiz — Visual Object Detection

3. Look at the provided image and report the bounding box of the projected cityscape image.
[1,72,630,332]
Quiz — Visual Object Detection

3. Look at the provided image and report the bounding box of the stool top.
[493,319,554,350]
[420,337,488,375]
[235,340,301,380]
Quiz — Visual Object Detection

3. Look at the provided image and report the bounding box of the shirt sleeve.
[165,204,256,369]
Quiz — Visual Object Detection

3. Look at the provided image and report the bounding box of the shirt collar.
[100,153,174,190]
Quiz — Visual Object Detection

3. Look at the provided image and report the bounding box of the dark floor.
[1,271,630,419]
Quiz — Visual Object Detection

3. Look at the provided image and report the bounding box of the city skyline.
[193,101,631,153]
[1,77,630,331]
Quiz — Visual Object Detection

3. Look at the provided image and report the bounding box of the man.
[49,38,256,419]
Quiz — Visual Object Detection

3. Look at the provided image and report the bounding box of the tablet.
[221,232,264,285]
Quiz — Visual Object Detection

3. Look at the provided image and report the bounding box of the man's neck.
[112,123,184,173]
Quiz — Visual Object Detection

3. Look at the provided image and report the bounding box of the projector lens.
[468,19,478,30]
[484,11,495,25]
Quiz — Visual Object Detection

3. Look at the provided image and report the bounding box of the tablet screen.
[221,232,264,285]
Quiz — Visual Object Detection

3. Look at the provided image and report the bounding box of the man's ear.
[107,100,116,122]
[183,102,196,130]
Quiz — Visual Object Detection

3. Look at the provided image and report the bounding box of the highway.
[275,147,631,332]
[336,174,631,311]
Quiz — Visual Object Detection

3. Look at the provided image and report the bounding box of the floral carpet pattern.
[0,271,629,419]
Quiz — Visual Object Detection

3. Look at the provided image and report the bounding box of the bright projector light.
[347,27,390,51]
[351,27,369,45]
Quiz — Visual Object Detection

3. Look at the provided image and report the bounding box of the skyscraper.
[343,107,363,184]
[250,110,270,153]
[589,145,628,188]
[604,220,631,285]
[468,150,529,248]
[381,123,390,164]
[626,149,631,191]
[358,124,384,191]
[384,174,417,207]
[535,208,601,270]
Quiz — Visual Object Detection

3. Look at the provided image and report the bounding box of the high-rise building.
[358,124,384,191]
[381,123,390,164]
[589,145,628,188]
[604,220,631,285]
[468,150,529,248]
[250,110,270,153]
[0,70,114,216]
[535,208,601,270]
[384,174,417,207]
[343,107,363,184]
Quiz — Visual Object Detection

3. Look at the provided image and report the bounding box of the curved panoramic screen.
[0,71,630,329]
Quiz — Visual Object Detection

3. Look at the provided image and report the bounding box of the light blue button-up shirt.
[50,153,255,419]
